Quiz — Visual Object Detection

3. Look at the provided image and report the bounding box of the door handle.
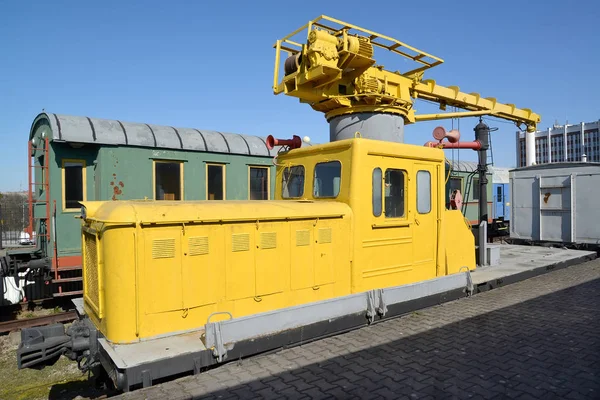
[415,218,420,226]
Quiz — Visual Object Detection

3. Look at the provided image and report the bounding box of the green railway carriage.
[2,112,297,304]
[445,160,493,225]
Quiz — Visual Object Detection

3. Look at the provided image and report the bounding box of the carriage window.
[372,168,382,217]
[249,166,269,200]
[385,169,405,218]
[207,164,225,200]
[447,177,462,207]
[417,170,431,214]
[472,178,480,200]
[155,161,182,200]
[314,161,341,198]
[63,160,85,210]
[282,165,305,198]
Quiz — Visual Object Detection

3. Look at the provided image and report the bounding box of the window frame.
[153,159,184,201]
[248,165,270,200]
[383,168,407,219]
[205,162,226,200]
[472,177,480,201]
[372,168,382,217]
[312,160,342,199]
[416,170,432,214]
[62,159,87,212]
[281,165,306,199]
[447,176,463,207]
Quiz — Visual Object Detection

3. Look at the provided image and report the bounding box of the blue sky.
[1,0,598,191]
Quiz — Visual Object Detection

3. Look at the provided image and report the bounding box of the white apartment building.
[516,120,600,167]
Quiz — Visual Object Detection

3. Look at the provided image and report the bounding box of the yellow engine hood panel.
[81,200,352,225]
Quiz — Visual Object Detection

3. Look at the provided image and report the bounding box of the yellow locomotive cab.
[80,137,474,344]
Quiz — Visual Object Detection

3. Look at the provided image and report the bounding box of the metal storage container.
[510,162,600,244]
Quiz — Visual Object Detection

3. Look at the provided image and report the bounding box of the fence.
[0,193,31,249]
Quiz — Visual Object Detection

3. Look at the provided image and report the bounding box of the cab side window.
[282,165,305,198]
[417,170,431,214]
[372,167,406,218]
[372,168,382,217]
[384,169,405,218]
[314,161,341,198]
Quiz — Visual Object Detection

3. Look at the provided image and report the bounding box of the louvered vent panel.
[318,228,332,244]
[260,232,277,249]
[189,236,209,256]
[232,233,250,252]
[83,231,99,312]
[296,230,310,246]
[152,238,176,259]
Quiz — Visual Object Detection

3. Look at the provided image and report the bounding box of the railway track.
[0,310,77,334]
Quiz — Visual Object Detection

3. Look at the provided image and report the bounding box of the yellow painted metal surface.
[273,15,540,131]
[81,138,476,344]
[82,200,353,343]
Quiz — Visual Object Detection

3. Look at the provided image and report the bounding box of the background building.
[516,120,600,167]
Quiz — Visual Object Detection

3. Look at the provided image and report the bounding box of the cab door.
[356,156,414,292]
[412,163,438,279]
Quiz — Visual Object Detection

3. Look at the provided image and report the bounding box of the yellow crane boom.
[273,15,540,132]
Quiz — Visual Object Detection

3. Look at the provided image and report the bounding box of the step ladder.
[28,137,50,255]
[28,139,82,297]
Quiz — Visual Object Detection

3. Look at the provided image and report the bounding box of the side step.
[56,265,82,272]
[53,290,83,297]
[52,277,83,284]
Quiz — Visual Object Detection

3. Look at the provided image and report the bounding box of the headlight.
[81,206,87,220]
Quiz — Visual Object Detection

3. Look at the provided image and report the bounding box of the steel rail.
[0,310,77,333]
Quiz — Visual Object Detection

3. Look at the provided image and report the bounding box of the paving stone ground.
[115,260,600,400]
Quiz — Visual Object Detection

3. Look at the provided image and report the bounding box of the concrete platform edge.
[472,250,597,294]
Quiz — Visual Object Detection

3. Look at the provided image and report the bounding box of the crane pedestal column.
[475,121,490,265]
[329,113,405,143]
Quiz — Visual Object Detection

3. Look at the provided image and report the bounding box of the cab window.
[372,168,382,217]
[417,170,431,214]
[314,161,341,198]
[384,169,405,218]
[282,165,305,198]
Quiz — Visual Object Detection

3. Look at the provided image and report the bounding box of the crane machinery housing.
[16,15,541,392]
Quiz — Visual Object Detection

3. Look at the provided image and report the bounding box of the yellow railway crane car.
[16,16,541,392]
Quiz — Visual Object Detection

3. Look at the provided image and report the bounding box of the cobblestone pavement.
[116,260,600,400]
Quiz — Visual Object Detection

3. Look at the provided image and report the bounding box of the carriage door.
[495,185,504,219]
[412,164,437,277]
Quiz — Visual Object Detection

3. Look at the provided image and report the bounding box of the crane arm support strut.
[412,80,540,131]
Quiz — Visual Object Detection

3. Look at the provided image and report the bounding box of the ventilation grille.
[83,231,99,313]
[296,230,310,246]
[189,236,209,256]
[152,238,176,259]
[260,232,277,249]
[319,228,332,244]
[232,233,250,252]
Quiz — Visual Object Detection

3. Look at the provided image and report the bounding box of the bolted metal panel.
[88,118,128,145]
[177,128,207,152]
[29,112,291,157]
[242,134,272,157]
[220,131,251,155]
[146,123,182,149]
[199,130,230,153]
[119,121,155,147]
[54,114,95,143]
[510,162,600,244]
[448,160,478,173]
[329,113,404,143]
